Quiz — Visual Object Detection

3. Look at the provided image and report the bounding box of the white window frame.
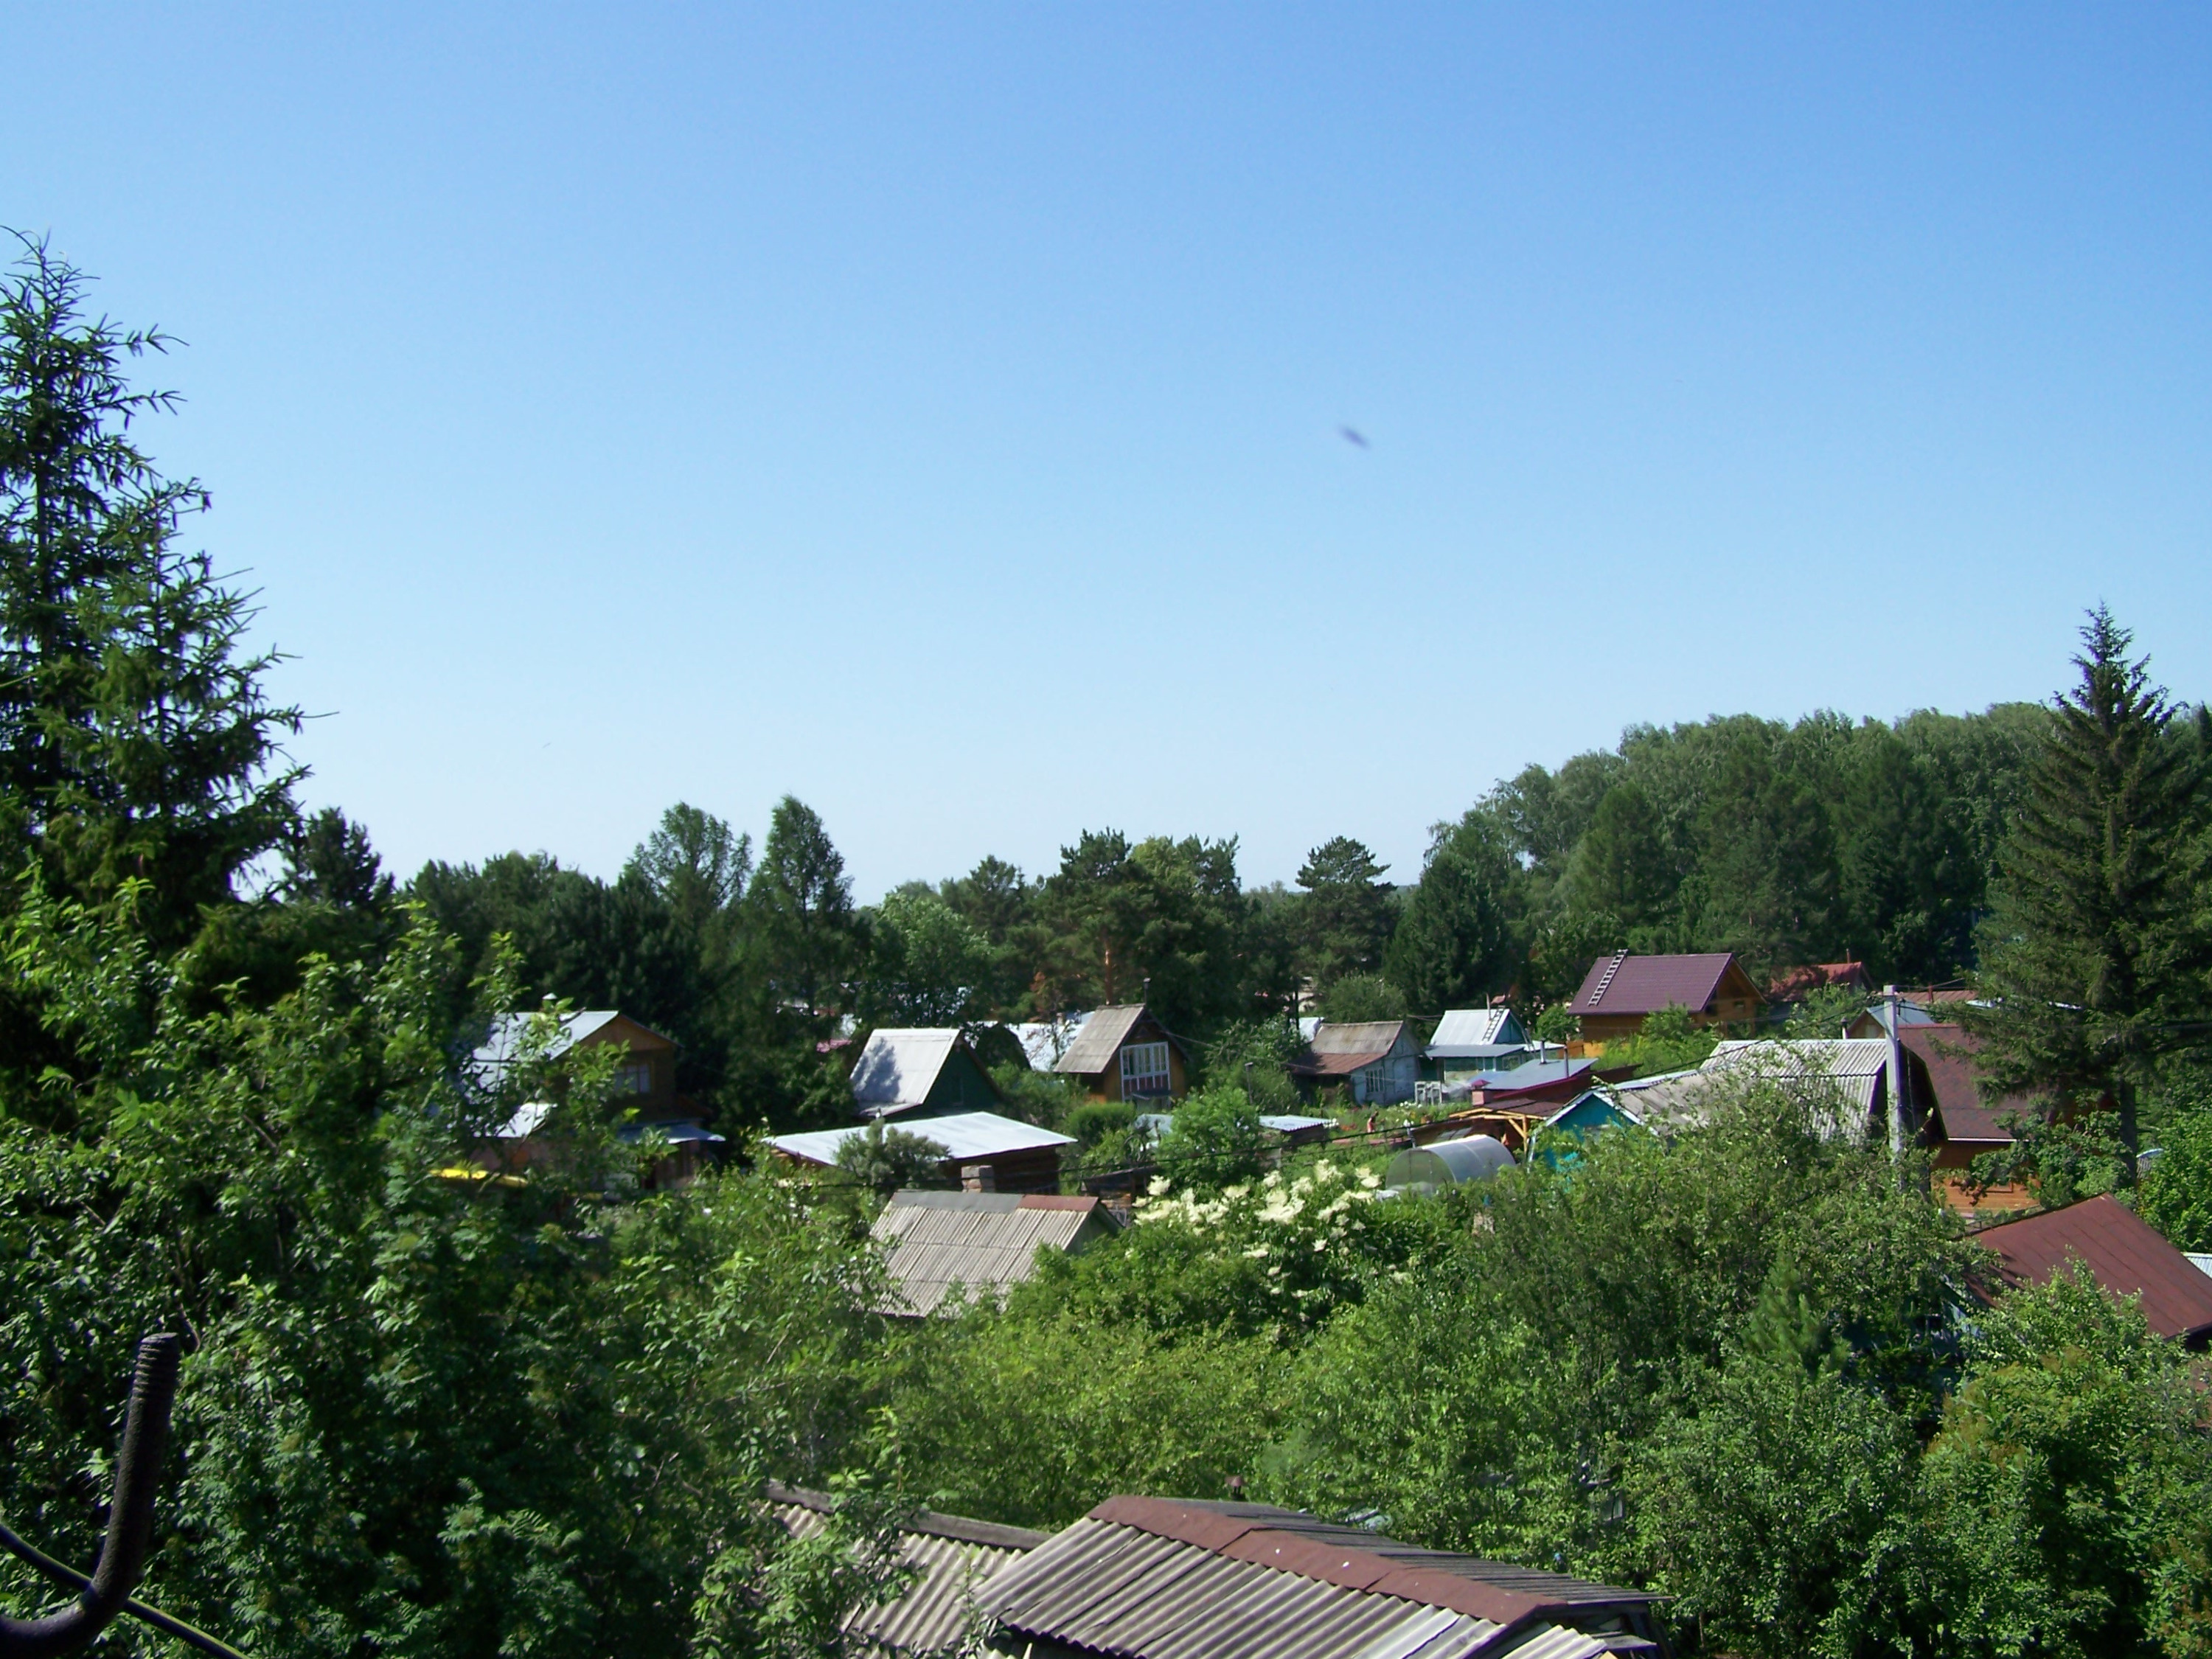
[1119,1040,1172,1100]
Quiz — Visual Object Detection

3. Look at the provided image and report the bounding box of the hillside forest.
[10,243,2212,1659]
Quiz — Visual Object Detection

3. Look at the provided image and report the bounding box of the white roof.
[2186,1253,2212,1281]
[849,1028,964,1111]
[1707,1038,1894,1139]
[472,1009,627,1069]
[769,1111,1074,1168]
[1429,1008,1515,1048]
[1009,1015,1088,1071]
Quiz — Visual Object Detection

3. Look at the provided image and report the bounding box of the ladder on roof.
[1587,950,1629,1006]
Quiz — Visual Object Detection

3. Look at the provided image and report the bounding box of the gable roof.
[768,1482,1044,1655]
[768,1111,1074,1169]
[471,1009,670,1070]
[871,1190,1117,1314]
[1054,1004,1171,1077]
[1428,1008,1526,1058]
[1975,1195,2212,1343]
[978,1496,1658,1659]
[849,1028,980,1114]
[1566,952,1760,1018]
[1708,1038,1894,1138]
[1307,1020,1411,1056]
[1897,1024,2019,1147]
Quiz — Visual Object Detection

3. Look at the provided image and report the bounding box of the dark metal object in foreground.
[0,1336,246,1659]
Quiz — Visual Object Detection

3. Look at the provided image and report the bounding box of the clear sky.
[7,5,2208,899]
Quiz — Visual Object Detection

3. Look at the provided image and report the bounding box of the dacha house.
[1564,951,1766,1044]
[1053,1004,1191,1103]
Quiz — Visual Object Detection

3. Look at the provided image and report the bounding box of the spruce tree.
[0,238,299,946]
[1961,608,2211,1174]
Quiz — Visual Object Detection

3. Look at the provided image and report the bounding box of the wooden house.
[1976,1196,2212,1348]
[1565,951,1766,1044]
[1424,1007,1535,1082]
[1296,1020,1424,1105]
[848,1027,1001,1121]
[1053,1004,1190,1103]
[471,1009,721,1185]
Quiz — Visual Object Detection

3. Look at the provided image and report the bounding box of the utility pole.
[1883,983,1910,1188]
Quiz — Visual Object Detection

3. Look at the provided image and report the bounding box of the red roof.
[1566,952,1759,1018]
[1975,1195,2212,1343]
[1768,960,1871,1000]
[1900,1025,2021,1148]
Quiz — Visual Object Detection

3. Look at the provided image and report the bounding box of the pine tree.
[1293,835,1394,990]
[0,238,299,946]
[1961,608,2211,1173]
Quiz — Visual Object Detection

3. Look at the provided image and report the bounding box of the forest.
[7,243,2212,1659]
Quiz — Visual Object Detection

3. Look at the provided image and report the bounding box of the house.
[1295,1020,1424,1105]
[1890,1023,2031,1212]
[767,1482,1046,1655]
[1054,1004,1191,1103]
[767,1110,1075,1194]
[1974,1195,2212,1348]
[1565,951,1766,1044]
[472,1008,723,1184]
[977,1496,1669,1658]
[870,1189,1121,1314]
[1706,1037,1910,1142]
[1420,1057,1601,1150]
[848,1028,1001,1121]
[1767,959,1871,1006]
[1425,1006,1536,1082]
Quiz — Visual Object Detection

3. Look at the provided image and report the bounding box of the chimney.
[961,1164,995,1193]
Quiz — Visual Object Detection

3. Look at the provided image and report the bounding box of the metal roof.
[871,1190,1116,1314]
[769,1482,1043,1655]
[976,1498,1657,1659]
[849,1029,965,1113]
[2188,1253,2212,1282]
[470,1009,670,1071]
[769,1111,1074,1169]
[1708,1040,1892,1139]
[1566,953,1755,1018]
[1974,1194,2212,1343]
[1056,1005,1157,1076]
[1428,1009,1517,1050]
[1897,1025,2019,1147]
[1010,1014,1089,1070]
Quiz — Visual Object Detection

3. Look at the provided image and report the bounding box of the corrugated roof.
[1566,953,1751,1018]
[1010,1015,1089,1070]
[849,1029,963,1113]
[471,1009,641,1070]
[1430,1009,1517,1049]
[871,1190,1115,1314]
[1309,1020,1411,1056]
[769,1111,1074,1169]
[1708,1039,1891,1139]
[1974,1194,2212,1343]
[1056,1005,1153,1077]
[977,1499,1658,1659]
[1897,1025,2019,1147]
[770,1483,1043,1655]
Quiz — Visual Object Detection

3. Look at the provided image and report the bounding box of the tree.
[1571,782,1674,939]
[1155,1085,1265,1192]
[0,237,300,947]
[859,888,990,1026]
[1037,830,1248,1032]
[833,1121,952,1195]
[1293,836,1393,990]
[1315,972,1407,1024]
[1834,726,1975,984]
[627,801,750,938]
[2136,1082,2212,1250]
[751,796,858,1019]
[1385,811,1518,1012]
[281,806,394,909]
[1961,609,2212,1172]
[1693,737,1837,975]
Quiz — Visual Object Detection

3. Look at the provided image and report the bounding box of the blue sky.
[7,5,2208,898]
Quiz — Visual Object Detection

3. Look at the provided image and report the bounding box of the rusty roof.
[1767,961,1871,1000]
[1975,1195,2212,1343]
[871,1190,1118,1314]
[977,1497,1657,1659]
[1897,1025,2019,1147]
[1056,1005,1166,1077]
[770,1483,1043,1654]
[1566,953,1759,1018]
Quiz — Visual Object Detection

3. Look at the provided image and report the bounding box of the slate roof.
[1566,952,1755,1018]
[849,1028,972,1115]
[1974,1194,2212,1343]
[1898,1024,2019,1147]
[977,1497,1660,1659]
[1308,1020,1411,1056]
[1708,1039,1893,1138]
[1055,1005,1155,1077]
[768,1482,1043,1655]
[768,1112,1074,1169]
[871,1190,1116,1314]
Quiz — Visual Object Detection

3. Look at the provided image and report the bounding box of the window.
[1119,1041,1172,1100]
[617,1060,653,1095]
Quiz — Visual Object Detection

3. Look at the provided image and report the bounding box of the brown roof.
[1767,960,1871,1000]
[1566,952,1761,1018]
[1054,1005,1169,1077]
[1975,1195,2212,1343]
[977,1496,1657,1659]
[1899,1025,2020,1148]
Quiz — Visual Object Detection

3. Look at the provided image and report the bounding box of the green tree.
[1315,971,1407,1024]
[1037,830,1248,1032]
[1834,725,1975,984]
[627,801,751,939]
[1293,836,1394,990]
[833,1121,952,1196]
[751,796,860,1020]
[858,886,990,1026]
[1571,781,1674,939]
[1155,1085,1265,1191]
[2135,1087,2212,1250]
[0,238,301,949]
[1961,609,2212,1173]
[1384,810,1519,1012]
